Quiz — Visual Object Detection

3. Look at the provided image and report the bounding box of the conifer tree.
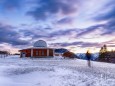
[99,45,109,62]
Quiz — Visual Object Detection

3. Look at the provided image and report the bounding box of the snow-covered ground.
[0,55,115,86]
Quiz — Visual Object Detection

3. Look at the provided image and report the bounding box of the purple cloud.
[0,23,29,46]
[50,41,101,48]
[57,17,73,24]
[27,0,78,20]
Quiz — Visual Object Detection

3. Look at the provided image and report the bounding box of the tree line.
[85,45,115,63]
[0,50,10,57]
[56,45,115,62]
[98,45,115,63]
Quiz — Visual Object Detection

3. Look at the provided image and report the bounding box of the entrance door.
[21,53,26,57]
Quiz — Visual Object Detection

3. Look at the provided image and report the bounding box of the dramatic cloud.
[76,25,104,37]
[101,21,115,35]
[0,0,114,53]
[21,23,113,41]
[21,27,80,40]
[50,38,115,48]
[57,17,73,24]
[0,23,29,46]
[94,0,115,21]
[50,41,101,48]
[27,0,78,20]
[94,0,115,35]
[103,39,115,47]
[48,29,78,38]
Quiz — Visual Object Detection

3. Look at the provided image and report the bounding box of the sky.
[0,0,115,54]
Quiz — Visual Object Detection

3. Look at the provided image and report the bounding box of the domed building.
[19,40,54,58]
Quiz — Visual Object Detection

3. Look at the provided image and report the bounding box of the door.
[21,53,26,57]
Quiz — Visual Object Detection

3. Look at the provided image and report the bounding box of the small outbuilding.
[19,40,54,58]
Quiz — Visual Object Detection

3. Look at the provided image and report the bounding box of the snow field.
[0,56,115,86]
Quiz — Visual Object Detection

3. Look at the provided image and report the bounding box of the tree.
[98,45,109,62]
[0,50,10,58]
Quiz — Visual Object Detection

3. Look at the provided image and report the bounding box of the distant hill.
[77,53,99,61]
[55,48,68,53]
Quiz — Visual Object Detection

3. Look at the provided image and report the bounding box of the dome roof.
[33,40,47,47]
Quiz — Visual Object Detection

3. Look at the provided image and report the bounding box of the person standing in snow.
[86,50,92,67]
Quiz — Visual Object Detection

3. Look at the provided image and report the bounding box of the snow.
[0,55,115,86]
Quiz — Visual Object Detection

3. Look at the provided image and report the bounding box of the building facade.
[19,40,54,58]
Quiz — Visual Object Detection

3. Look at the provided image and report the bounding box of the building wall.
[33,49,47,57]
[20,48,54,58]
[49,49,53,56]
[20,49,31,57]
[62,51,76,58]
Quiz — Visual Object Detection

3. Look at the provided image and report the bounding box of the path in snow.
[0,56,115,86]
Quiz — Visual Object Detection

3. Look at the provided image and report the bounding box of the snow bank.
[0,56,115,86]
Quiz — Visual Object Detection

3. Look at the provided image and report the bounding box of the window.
[36,51,39,56]
[39,51,41,56]
[42,51,44,55]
